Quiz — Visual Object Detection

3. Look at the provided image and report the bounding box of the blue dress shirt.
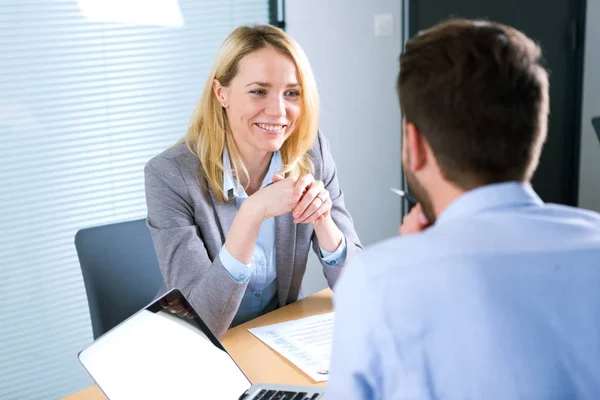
[328,182,600,399]
[219,149,347,327]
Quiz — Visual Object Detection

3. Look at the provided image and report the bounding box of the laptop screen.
[79,289,252,400]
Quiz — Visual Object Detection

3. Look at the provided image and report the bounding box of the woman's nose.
[264,96,285,117]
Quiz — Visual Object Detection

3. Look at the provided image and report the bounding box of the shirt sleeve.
[319,236,347,265]
[218,245,253,283]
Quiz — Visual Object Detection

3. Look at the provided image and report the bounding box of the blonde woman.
[145,25,362,338]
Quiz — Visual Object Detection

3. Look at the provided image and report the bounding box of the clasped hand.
[250,174,331,224]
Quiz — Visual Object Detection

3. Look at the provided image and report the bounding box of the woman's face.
[214,46,302,159]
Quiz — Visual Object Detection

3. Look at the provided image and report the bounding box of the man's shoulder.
[543,203,600,225]
[340,203,600,290]
[340,232,446,288]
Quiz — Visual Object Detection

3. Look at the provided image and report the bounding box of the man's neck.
[431,181,466,219]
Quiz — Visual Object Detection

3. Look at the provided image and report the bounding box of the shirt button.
[258,258,266,267]
[238,274,245,280]
[254,292,261,298]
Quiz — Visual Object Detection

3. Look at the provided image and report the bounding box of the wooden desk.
[63,289,332,399]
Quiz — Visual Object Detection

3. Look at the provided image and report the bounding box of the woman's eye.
[285,90,300,98]
[250,89,267,95]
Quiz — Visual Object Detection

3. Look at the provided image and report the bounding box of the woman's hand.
[398,203,431,235]
[247,175,298,219]
[286,174,332,224]
[226,175,297,265]
[287,174,342,253]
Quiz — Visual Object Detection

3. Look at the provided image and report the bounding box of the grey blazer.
[144,131,362,338]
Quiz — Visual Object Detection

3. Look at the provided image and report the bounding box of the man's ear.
[405,122,428,173]
[213,79,228,106]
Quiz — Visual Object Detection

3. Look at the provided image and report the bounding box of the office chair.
[75,219,164,339]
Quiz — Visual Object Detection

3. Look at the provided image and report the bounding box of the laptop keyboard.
[253,389,321,400]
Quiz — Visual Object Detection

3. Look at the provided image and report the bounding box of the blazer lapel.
[276,211,296,306]
[209,190,238,243]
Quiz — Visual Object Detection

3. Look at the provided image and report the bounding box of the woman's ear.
[213,79,229,107]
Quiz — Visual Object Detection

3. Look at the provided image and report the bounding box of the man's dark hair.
[398,19,549,189]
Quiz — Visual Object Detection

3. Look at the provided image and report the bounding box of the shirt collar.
[436,181,544,224]
[222,148,283,199]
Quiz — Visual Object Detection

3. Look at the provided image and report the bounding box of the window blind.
[0,1,269,398]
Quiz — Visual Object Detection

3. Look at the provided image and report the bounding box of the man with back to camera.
[327,19,600,399]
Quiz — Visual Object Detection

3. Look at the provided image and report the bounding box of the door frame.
[270,0,286,29]
[400,0,588,213]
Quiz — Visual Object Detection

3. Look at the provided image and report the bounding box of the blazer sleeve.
[311,131,363,288]
[144,156,248,338]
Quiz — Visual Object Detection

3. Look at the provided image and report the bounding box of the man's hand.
[399,203,431,235]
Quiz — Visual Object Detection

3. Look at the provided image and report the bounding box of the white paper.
[79,310,251,400]
[248,312,334,382]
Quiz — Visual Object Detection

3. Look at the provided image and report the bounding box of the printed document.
[248,312,334,382]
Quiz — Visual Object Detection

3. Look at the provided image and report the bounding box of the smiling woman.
[211,46,304,187]
[144,24,363,338]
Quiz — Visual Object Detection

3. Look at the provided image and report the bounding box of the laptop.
[78,289,325,400]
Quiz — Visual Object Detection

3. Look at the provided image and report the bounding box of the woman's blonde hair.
[185,24,320,202]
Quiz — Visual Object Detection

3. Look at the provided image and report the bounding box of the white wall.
[579,0,600,212]
[287,0,403,294]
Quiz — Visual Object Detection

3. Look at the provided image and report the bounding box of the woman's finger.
[307,197,331,224]
[296,201,322,223]
[294,182,324,221]
[293,174,314,202]
[271,174,285,183]
[296,195,322,222]
[297,190,329,223]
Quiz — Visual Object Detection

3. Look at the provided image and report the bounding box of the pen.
[390,187,418,205]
